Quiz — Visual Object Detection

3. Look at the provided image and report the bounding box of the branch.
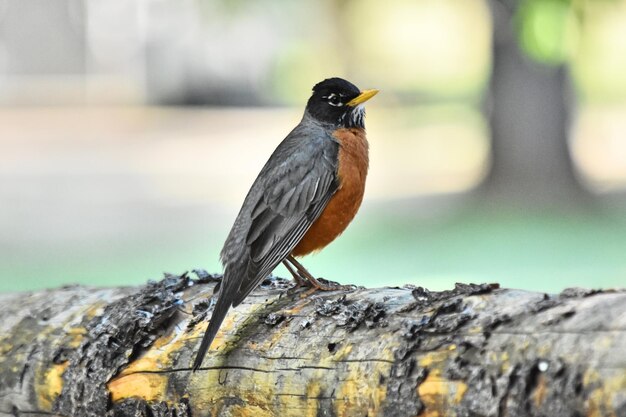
[0,271,624,417]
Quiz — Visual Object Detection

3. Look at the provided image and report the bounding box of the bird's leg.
[286,255,351,291]
[282,259,307,287]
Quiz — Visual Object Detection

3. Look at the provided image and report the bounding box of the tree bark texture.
[0,271,624,417]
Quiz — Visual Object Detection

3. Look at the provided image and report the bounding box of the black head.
[305,77,378,128]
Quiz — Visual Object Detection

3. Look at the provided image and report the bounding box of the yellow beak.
[346,89,379,107]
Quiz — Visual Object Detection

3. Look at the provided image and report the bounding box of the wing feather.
[194,118,340,370]
[229,132,339,306]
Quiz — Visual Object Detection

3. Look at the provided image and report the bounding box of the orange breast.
[292,128,369,257]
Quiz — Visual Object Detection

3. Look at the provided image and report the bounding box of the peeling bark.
[0,272,624,417]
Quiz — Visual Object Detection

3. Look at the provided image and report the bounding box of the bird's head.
[305,77,378,129]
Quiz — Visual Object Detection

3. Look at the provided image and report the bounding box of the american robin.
[192,77,378,370]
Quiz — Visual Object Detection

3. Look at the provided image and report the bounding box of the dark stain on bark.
[187,275,292,333]
[260,275,293,291]
[54,274,193,417]
[1,290,87,410]
[191,269,222,285]
[315,295,387,331]
[108,397,191,417]
[439,288,609,416]
[264,312,286,326]
[383,282,502,416]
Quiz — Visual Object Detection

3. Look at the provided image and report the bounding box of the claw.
[285,255,352,293]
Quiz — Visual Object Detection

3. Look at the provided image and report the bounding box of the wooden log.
[0,271,624,417]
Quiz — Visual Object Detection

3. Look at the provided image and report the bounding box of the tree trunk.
[1,272,624,417]
[482,0,588,205]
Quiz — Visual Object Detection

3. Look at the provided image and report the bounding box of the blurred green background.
[1,0,626,293]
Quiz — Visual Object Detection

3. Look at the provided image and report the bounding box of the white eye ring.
[325,93,343,107]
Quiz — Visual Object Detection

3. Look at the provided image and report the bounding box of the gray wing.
[221,125,339,307]
[191,123,339,371]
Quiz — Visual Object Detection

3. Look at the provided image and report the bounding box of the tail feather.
[191,287,233,371]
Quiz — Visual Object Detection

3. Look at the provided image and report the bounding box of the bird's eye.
[327,93,342,107]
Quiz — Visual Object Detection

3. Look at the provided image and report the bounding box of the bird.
[192,77,378,371]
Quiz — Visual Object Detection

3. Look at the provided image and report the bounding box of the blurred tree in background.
[485,0,626,203]
[485,0,585,204]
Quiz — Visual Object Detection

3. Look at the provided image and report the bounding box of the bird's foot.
[283,259,309,287]
[284,255,356,293]
[307,276,355,292]
[297,278,356,298]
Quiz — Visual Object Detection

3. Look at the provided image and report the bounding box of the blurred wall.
[0,0,492,106]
